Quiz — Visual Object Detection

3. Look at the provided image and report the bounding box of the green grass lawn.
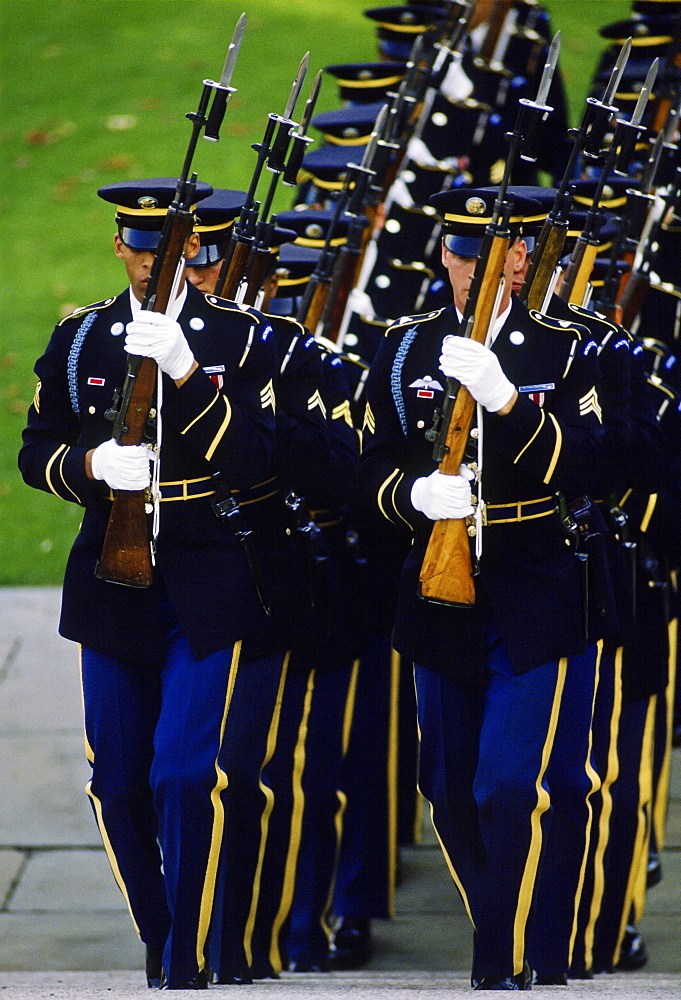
[0,0,630,584]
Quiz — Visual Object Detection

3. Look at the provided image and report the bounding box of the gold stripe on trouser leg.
[243,652,290,968]
[413,792,425,845]
[320,658,360,940]
[569,642,604,965]
[196,641,244,969]
[411,668,424,845]
[412,668,475,927]
[512,655,569,975]
[386,649,400,918]
[79,646,141,938]
[582,646,623,971]
[632,695,657,923]
[78,647,94,765]
[653,615,677,852]
[426,799,476,927]
[613,694,657,963]
[268,668,316,972]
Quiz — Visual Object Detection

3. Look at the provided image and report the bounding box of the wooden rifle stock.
[523,223,568,311]
[241,246,273,307]
[217,238,253,301]
[297,274,332,335]
[477,0,514,64]
[320,241,362,341]
[419,233,510,605]
[558,237,599,307]
[619,270,649,331]
[96,210,194,587]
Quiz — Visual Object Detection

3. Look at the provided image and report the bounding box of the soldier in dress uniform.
[223,218,414,974]
[504,185,665,983]
[18,178,294,990]
[357,185,606,989]
[185,199,360,978]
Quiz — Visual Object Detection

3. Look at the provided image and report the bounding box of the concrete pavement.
[1,586,679,998]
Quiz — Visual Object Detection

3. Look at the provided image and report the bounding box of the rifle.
[419,33,560,606]
[475,0,515,68]
[518,37,633,311]
[213,52,309,300]
[619,162,681,331]
[318,107,392,340]
[240,69,322,307]
[649,24,681,134]
[295,106,387,335]
[377,2,474,208]
[334,6,474,350]
[559,49,654,308]
[616,94,681,327]
[593,90,678,322]
[95,14,246,588]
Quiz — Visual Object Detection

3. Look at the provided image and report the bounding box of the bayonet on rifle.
[283,69,323,187]
[203,12,246,141]
[602,37,632,109]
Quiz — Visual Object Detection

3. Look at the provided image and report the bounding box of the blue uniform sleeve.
[159,314,278,492]
[357,332,424,532]
[19,322,111,507]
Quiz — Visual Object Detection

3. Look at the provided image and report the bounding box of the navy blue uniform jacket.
[358,298,606,681]
[19,282,279,665]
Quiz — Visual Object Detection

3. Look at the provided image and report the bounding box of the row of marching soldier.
[17,0,680,991]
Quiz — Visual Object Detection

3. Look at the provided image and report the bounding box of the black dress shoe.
[567,964,593,980]
[591,958,613,975]
[214,973,252,985]
[615,924,648,971]
[533,971,567,985]
[160,968,208,989]
[288,958,331,972]
[647,850,663,887]
[473,960,532,990]
[146,945,163,989]
[329,916,373,970]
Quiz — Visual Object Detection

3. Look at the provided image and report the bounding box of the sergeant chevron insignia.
[308,388,326,416]
[260,379,276,411]
[579,386,603,422]
[332,400,354,427]
[363,401,376,434]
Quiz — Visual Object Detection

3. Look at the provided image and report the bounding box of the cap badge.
[305,224,324,239]
[465,197,486,216]
[138,196,158,209]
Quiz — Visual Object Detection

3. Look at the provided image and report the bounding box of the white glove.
[91,439,151,491]
[439,55,474,103]
[411,466,475,521]
[439,336,515,413]
[125,311,195,381]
